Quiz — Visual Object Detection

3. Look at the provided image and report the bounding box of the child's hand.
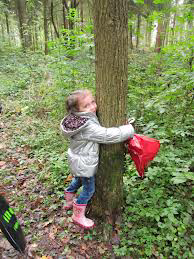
[127,117,136,134]
[128,117,135,124]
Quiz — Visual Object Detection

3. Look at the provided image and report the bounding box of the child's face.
[78,92,97,113]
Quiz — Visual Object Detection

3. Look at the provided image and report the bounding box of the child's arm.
[81,122,134,144]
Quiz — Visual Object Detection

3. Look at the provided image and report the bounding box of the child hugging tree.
[60,89,134,229]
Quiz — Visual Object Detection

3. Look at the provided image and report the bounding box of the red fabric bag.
[127,134,160,178]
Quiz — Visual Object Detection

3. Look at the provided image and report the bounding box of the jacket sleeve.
[80,121,134,144]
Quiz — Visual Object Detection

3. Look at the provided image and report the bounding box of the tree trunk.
[129,23,133,49]
[43,0,49,55]
[128,13,133,49]
[51,1,59,38]
[1,22,5,42]
[80,0,84,25]
[163,16,170,46]
[170,3,178,45]
[155,2,172,52]
[145,20,152,48]
[3,0,10,43]
[136,14,141,49]
[62,0,68,29]
[16,0,31,49]
[5,11,10,36]
[34,23,38,50]
[93,0,128,229]
[155,20,164,53]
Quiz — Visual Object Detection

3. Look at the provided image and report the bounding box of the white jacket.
[60,112,134,177]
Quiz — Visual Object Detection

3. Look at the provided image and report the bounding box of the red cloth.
[127,134,160,178]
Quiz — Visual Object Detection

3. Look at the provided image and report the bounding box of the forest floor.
[1,48,193,258]
[0,111,113,258]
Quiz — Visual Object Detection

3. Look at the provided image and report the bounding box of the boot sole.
[72,219,95,229]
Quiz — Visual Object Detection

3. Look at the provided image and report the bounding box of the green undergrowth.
[0,44,193,258]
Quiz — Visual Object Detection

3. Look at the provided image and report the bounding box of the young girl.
[60,89,134,229]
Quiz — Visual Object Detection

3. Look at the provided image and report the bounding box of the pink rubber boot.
[72,202,94,229]
[64,191,75,210]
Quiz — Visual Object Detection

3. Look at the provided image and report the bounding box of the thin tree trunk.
[1,22,5,41]
[145,20,152,48]
[16,0,31,49]
[93,0,128,230]
[170,8,177,45]
[4,0,10,43]
[80,0,84,25]
[164,16,170,46]
[155,20,164,53]
[43,0,49,55]
[51,1,59,38]
[5,11,10,36]
[62,0,68,29]
[128,13,133,49]
[129,23,133,49]
[34,23,38,50]
[136,14,141,49]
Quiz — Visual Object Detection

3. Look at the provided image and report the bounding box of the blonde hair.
[66,89,91,113]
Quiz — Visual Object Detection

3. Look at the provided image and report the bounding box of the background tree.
[43,0,49,54]
[92,0,129,229]
[15,0,31,50]
[3,0,10,41]
[154,0,172,52]
[51,0,60,38]
[62,0,68,29]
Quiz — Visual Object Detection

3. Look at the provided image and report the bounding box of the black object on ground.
[0,195,26,253]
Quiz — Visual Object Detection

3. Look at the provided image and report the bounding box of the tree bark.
[3,0,10,43]
[16,0,31,49]
[80,0,84,24]
[43,0,49,55]
[62,0,68,29]
[170,0,178,45]
[1,22,5,42]
[51,1,59,38]
[145,19,152,48]
[155,19,165,53]
[5,10,10,36]
[129,23,133,49]
[93,0,128,228]
[136,14,141,49]
[128,13,133,49]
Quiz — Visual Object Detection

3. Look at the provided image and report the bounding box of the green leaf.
[135,0,144,4]
[172,177,187,184]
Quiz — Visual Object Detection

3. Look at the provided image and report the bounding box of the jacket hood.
[60,112,97,137]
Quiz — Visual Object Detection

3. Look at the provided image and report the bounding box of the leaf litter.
[0,113,112,258]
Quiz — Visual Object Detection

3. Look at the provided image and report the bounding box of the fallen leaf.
[11,158,19,166]
[61,236,70,245]
[98,246,106,255]
[0,144,6,149]
[42,219,54,228]
[0,238,12,250]
[49,226,58,240]
[0,161,6,168]
[31,197,43,209]
[81,243,87,251]
[27,243,38,258]
[64,175,73,184]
